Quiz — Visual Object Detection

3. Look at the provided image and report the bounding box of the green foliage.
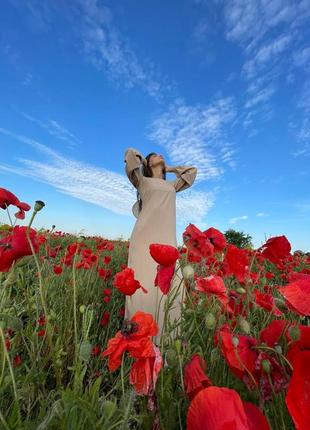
[224,228,254,249]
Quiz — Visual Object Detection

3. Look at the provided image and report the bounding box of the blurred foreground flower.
[0,225,39,272]
[0,187,31,219]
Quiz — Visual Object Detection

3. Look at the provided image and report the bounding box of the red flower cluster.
[183,224,226,263]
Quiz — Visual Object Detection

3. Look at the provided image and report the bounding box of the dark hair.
[136,152,166,214]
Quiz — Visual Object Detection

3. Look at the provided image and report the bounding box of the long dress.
[124,148,197,344]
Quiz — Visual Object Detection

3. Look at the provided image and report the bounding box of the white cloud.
[147,97,238,180]
[0,128,214,224]
[244,84,275,109]
[21,112,81,147]
[228,215,248,224]
[293,46,310,68]
[219,0,310,138]
[242,34,292,79]
[77,0,173,101]
[256,212,269,217]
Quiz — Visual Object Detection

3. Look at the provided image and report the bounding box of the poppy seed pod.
[182,264,195,280]
[205,313,216,329]
[288,326,301,341]
[232,336,239,347]
[261,359,271,373]
[34,200,45,212]
[239,318,250,334]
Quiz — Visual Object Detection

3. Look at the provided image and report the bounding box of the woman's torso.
[130,177,178,247]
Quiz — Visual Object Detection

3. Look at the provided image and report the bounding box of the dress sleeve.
[124,147,146,189]
[170,165,197,193]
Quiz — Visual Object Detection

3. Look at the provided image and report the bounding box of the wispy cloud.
[256,212,269,217]
[242,34,292,79]
[0,128,214,223]
[21,112,81,147]
[147,97,238,180]
[217,0,310,137]
[228,215,248,224]
[76,0,174,102]
[8,0,175,102]
[293,46,310,69]
[8,0,53,32]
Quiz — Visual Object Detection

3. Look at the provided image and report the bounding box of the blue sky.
[0,0,309,251]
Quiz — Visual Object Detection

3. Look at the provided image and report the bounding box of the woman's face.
[149,153,165,167]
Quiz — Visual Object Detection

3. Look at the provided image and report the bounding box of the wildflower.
[113,267,147,296]
[184,354,212,400]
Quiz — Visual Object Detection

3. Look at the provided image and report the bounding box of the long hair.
[136,152,166,214]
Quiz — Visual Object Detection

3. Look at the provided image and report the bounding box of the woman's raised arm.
[124,148,147,189]
[166,165,198,193]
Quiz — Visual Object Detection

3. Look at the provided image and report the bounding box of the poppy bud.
[288,326,301,341]
[182,264,195,280]
[205,313,216,329]
[174,339,182,354]
[232,336,239,347]
[236,287,246,294]
[34,200,45,212]
[210,348,218,364]
[261,359,271,373]
[79,305,86,314]
[238,318,250,334]
[103,400,116,418]
[275,345,282,354]
[166,349,177,365]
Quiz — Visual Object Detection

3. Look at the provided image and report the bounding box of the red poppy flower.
[53,265,63,275]
[203,227,227,252]
[101,311,158,371]
[278,278,310,316]
[183,223,214,263]
[219,331,258,382]
[129,344,163,395]
[288,272,310,282]
[0,187,31,220]
[184,353,212,400]
[222,244,249,282]
[195,275,229,308]
[254,290,283,316]
[100,311,110,327]
[91,345,101,357]
[258,235,291,265]
[149,243,180,266]
[0,225,39,272]
[187,386,270,430]
[103,255,111,265]
[154,262,176,295]
[286,326,310,367]
[259,320,289,347]
[13,355,22,367]
[113,267,147,296]
[286,351,310,430]
[242,401,271,430]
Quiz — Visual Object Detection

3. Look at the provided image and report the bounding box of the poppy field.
[0,187,310,430]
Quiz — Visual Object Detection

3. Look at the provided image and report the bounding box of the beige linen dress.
[124,148,197,344]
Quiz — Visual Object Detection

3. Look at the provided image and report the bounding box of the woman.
[124,147,197,344]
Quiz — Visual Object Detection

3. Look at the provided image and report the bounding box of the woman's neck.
[151,165,164,179]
